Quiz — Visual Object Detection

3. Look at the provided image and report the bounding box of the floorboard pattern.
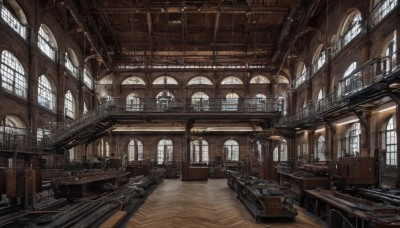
[125,178,326,228]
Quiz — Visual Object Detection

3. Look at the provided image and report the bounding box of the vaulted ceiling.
[46,0,321,74]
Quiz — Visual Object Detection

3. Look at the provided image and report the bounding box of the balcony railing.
[278,52,399,127]
[47,97,283,145]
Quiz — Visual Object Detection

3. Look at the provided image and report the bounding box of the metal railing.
[278,52,399,127]
[48,97,282,144]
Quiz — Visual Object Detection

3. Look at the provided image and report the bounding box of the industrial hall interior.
[0,0,399,227]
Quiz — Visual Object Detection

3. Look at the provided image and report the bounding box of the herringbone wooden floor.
[125,178,326,228]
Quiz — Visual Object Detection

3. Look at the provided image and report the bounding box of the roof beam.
[64,0,111,70]
[95,5,289,14]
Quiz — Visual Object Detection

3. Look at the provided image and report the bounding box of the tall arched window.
[221,76,243,85]
[224,139,239,161]
[341,11,362,46]
[383,32,397,75]
[222,93,239,111]
[191,92,209,111]
[294,63,307,88]
[83,102,88,114]
[339,62,360,97]
[188,76,213,85]
[64,90,76,119]
[37,128,50,146]
[0,2,27,39]
[38,24,57,60]
[38,75,56,110]
[190,139,209,163]
[347,122,361,156]
[1,50,27,98]
[128,139,144,161]
[256,141,263,162]
[312,45,326,74]
[156,90,174,111]
[65,51,78,77]
[371,0,398,26]
[316,136,325,161]
[384,116,397,167]
[157,139,173,164]
[126,93,142,111]
[253,94,267,111]
[317,89,324,101]
[83,68,93,89]
[273,140,288,162]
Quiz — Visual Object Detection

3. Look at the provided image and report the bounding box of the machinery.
[227,170,297,223]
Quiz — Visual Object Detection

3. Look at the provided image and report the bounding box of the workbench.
[278,171,331,204]
[305,189,400,227]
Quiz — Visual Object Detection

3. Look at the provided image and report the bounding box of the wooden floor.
[125,178,326,228]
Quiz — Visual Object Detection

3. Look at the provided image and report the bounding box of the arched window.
[347,122,361,156]
[188,76,213,85]
[276,75,289,84]
[156,90,174,111]
[317,89,324,102]
[256,141,263,162]
[383,32,397,75]
[83,102,88,114]
[190,139,209,163]
[273,140,288,162]
[339,62,360,97]
[38,75,56,110]
[128,139,144,161]
[221,76,243,85]
[371,0,398,26]
[36,127,49,145]
[341,11,362,46]
[312,45,326,74]
[384,116,397,167]
[38,24,57,60]
[83,68,93,89]
[99,75,112,85]
[126,93,142,111]
[1,50,27,98]
[252,94,267,111]
[122,76,145,85]
[153,76,178,85]
[0,115,26,135]
[222,93,239,111]
[0,1,27,39]
[294,63,307,88]
[316,136,325,161]
[224,139,239,161]
[157,139,173,164]
[191,92,209,111]
[250,75,270,84]
[64,90,75,119]
[65,51,78,77]
[69,147,75,162]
